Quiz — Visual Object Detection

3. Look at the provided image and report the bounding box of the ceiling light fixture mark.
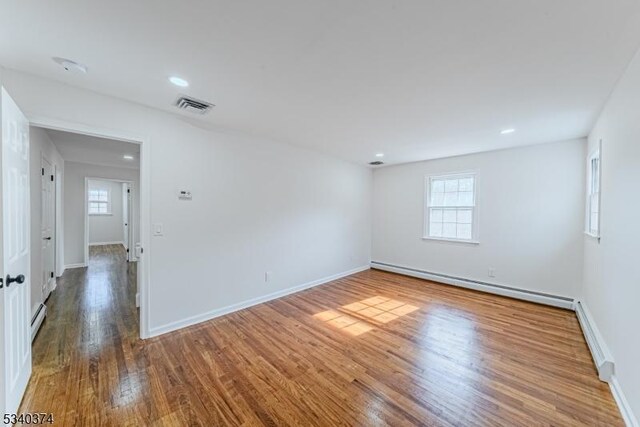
[52,57,87,73]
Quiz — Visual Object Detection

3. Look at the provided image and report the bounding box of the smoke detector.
[52,57,87,73]
[174,95,214,115]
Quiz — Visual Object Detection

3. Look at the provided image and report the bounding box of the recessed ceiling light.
[375,153,384,158]
[123,155,134,160]
[500,128,516,135]
[169,76,189,87]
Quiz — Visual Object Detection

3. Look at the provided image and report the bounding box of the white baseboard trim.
[89,241,124,246]
[574,300,614,381]
[135,292,140,308]
[148,265,370,338]
[371,261,575,309]
[64,263,87,269]
[31,303,47,342]
[610,375,639,427]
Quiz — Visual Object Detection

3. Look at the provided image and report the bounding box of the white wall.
[2,70,373,336]
[583,46,640,423]
[64,162,139,265]
[88,179,124,245]
[372,139,585,298]
[29,126,64,318]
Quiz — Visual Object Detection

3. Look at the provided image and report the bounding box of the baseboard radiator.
[31,303,47,342]
[370,261,575,309]
[574,300,615,381]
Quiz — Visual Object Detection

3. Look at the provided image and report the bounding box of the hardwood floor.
[20,247,622,426]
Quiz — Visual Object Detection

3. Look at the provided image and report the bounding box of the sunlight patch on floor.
[314,296,419,336]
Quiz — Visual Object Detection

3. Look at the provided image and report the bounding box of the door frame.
[84,177,135,264]
[54,166,63,277]
[122,182,134,262]
[40,153,56,298]
[27,116,151,339]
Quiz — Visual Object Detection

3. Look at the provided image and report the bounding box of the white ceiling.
[45,129,140,170]
[3,1,640,165]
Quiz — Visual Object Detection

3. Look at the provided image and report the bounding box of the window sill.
[422,236,480,245]
[584,232,601,241]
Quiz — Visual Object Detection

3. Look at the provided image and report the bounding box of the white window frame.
[424,172,479,244]
[585,144,601,239]
[88,187,112,216]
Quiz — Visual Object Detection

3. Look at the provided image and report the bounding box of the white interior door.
[122,182,129,257]
[41,156,55,300]
[1,87,32,414]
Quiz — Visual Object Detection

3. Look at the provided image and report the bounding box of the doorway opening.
[85,178,137,264]
[27,120,149,339]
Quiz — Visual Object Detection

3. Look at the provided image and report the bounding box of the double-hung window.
[425,173,478,242]
[587,148,601,237]
[88,188,111,215]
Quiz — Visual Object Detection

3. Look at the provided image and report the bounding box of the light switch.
[153,223,163,236]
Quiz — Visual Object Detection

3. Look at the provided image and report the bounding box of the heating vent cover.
[369,161,384,166]
[174,95,214,114]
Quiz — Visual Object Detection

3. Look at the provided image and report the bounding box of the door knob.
[43,236,52,240]
[5,274,25,287]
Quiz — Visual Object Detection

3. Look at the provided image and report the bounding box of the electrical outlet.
[488,268,496,278]
[265,271,272,283]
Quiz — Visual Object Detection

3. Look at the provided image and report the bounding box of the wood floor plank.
[19,244,623,426]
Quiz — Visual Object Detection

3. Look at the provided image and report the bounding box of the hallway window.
[88,188,111,215]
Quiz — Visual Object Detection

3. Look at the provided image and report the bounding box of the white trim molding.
[424,171,480,244]
[31,304,47,342]
[29,116,152,340]
[89,241,125,247]
[371,261,575,309]
[64,263,87,269]
[610,375,639,427]
[574,300,614,381]
[148,265,370,338]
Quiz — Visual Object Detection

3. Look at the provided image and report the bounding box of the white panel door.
[41,157,55,299]
[1,87,32,415]
[122,182,129,256]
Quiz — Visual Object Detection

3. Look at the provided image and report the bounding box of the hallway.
[20,244,139,424]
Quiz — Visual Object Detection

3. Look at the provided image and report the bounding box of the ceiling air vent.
[369,161,384,166]
[174,95,214,115]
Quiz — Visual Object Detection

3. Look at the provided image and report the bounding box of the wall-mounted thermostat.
[178,190,192,200]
